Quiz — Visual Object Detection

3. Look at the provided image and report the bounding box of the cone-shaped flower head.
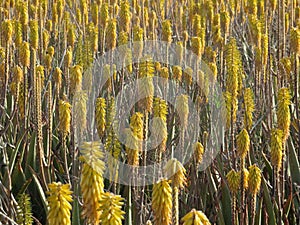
[58,100,71,137]
[70,65,83,95]
[277,87,291,141]
[236,129,250,159]
[226,169,240,194]
[99,192,125,225]
[243,88,255,130]
[95,97,106,138]
[47,182,72,225]
[152,179,172,225]
[248,164,261,195]
[193,142,204,164]
[181,209,211,225]
[175,94,189,129]
[19,41,30,68]
[162,20,172,43]
[270,128,284,170]
[80,141,105,224]
[164,158,186,189]
[290,27,300,55]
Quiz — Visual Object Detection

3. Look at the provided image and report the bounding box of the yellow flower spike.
[175,41,183,65]
[46,19,53,32]
[52,3,58,26]
[44,54,53,70]
[183,67,193,88]
[95,97,106,139]
[125,128,140,166]
[291,27,300,55]
[36,65,45,84]
[119,0,131,33]
[130,112,144,140]
[47,46,55,58]
[191,37,202,58]
[67,26,76,48]
[100,3,109,27]
[192,14,201,36]
[80,142,105,224]
[2,20,13,44]
[47,182,72,225]
[118,31,129,47]
[12,66,23,84]
[243,88,255,130]
[29,20,38,49]
[106,19,117,51]
[19,1,29,27]
[70,65,83,95]
[270,128,284,170]
[162,19,172,44]
[226,169,240,194]
[220,7,230,36]
[181,209,211,225]
[152,179,172,225]
[277,87,291,141]
[239,168,249,189]
[73,91,87,132]
[53,67,62,95]
[58,100,71,137]
[172,65,182,82]
[99,192,125,225]
[164,158,186,224]
[193,142,204,164]
[153,97,168,122]
[164,158,186,189]
[42,30,50,50]
[64,47,73,68]
[236,129,250,159]
[57,0,65,20]
[137,57,155,112]
[91,3,99,25]
[248,165,261,195]
[175,94,189,129]
[133,25,144,58]
[14,20,22,48]
[208,62,217,83]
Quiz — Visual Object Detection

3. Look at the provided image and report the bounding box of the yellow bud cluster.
[47,182,72,225]
[243,88,255,130]
[236,129,250,159]
[270,128,283,170]
[172,65,182,82]
[58,100,71,137]
[1,20,13,44]
[193,142,204,164]
[99,192,125,225]
[181,209,211,225]
[277,88,291,141]
[162,20,172,43]
[164,158,186,189]
[175,94,189,129]
[95,97,106,138]
[80,141,105,224]
[290,27,300,55]
[29,20,39,49]
[226,169,240,194]
[119,0,131,33]
[152,179,172,225]
[70,65,83,95]
[248,164,261,195]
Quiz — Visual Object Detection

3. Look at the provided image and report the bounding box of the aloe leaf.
[262,177,277,225]
[287,138,300,185]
